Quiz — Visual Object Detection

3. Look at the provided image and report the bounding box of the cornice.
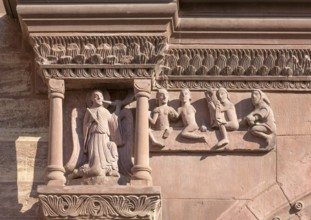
[16,0,311,44]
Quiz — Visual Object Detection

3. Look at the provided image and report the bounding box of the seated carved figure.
[177,88,208,143]
[205,88,239,148]
[245,89,276,148]
[149,88,178,147]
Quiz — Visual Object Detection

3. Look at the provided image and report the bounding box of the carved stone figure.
[177,88,208,143]
[245,89,276,148]
[149,88,178,147]
[205,88,239,148]
[67,90,134,184]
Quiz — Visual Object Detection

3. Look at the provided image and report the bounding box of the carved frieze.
[31,35,167,65]
[39,194,161,219]
[149,88,276,152]
[163,48,311,77]
[42,66,154,79]
[31,35,311,91]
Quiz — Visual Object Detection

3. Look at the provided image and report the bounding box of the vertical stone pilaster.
[46,79,66,185]
[131,79,152,186]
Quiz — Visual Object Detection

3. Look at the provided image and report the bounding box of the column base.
[37,185,162,220]
[131,165,152,185]
[45,165,66,186]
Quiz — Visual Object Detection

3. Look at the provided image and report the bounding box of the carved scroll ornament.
[39,194,161,219]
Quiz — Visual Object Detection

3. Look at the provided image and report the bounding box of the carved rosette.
[39,194,161,220]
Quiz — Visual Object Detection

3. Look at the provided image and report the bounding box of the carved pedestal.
[38,186,161,220]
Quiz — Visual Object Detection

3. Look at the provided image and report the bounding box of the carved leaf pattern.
[227,55,239,69]
[113,43,127,63]
[251,55,264,70]
[215,55,227,69]
[39,195,161,219]
[142,41,155,59]
[202,54,214,70]
[239,55,250,70]
[264,54,275,69]
[276,54,287,69]
[178,54,190,69]
[97,43,112,59]
[190,54,202,70]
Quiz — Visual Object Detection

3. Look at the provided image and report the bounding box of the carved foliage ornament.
[39,194,161,219]
[163,49,311,77]
[31,35,167,65]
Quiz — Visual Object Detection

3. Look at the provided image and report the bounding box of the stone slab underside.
[37,185,162,220]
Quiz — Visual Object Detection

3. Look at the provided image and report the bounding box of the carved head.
[251,89,270,106]
[179,88,191,103]
[156,88,169,105]
[217,88,230,102]
[90,90,104,107]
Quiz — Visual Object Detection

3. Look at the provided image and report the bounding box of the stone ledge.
[150,129,272,153]
[38,185,162,220]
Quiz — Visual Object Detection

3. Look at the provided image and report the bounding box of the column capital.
[134,79,151,99]
[48,79,65,99]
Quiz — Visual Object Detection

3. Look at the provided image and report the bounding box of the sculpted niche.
[66,90,134,184]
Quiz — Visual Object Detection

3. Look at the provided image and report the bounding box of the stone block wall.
[1,4,311,219]
[0,7,49,219]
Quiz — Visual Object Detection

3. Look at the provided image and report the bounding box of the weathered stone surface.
[0,183,38,220]
[247,183,288,219]
[0,54,33,96]
[218,206,257,220]
[150,129,269,152]
[277,135,311,201]
[0,15,24,53]
[0,98,49,129]
[1,138,46,183]
[150,152,276,199]
[162,199,233,220]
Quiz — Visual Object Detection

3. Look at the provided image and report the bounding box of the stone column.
[46,79,66,185]
[131,79,152,186]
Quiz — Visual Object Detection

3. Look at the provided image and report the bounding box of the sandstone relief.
[149,88,178,148]
[205,88,239,149]
[245,89,276,149]
[148,88,276,152]
[177,88,208,143]
[66,90,134,185]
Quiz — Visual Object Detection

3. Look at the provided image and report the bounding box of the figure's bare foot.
[151,139,165,148]
[163,127,173,139]
[216,139,229,149]
[266,134,276,149]
[201,136,208,143]
[108,170,120,177]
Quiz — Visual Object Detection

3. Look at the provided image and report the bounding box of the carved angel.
[66,90,134,183]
